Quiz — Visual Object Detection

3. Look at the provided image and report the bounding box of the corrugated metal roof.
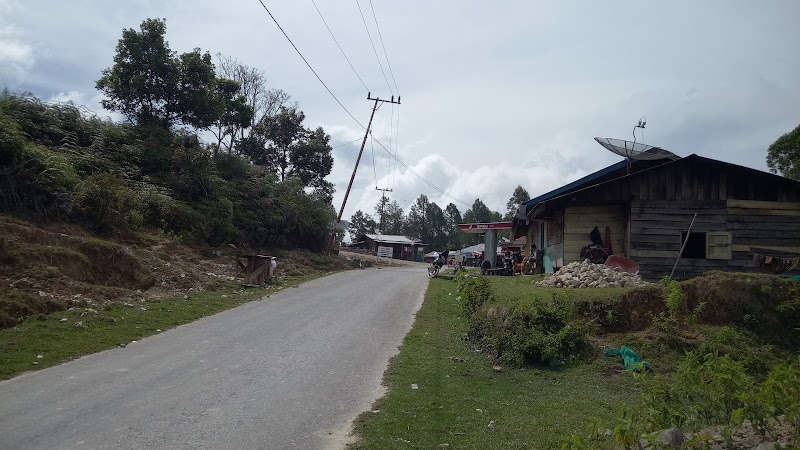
[363,234,420,245]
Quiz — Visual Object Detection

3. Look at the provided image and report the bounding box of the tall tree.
[214,54,290,152]
[289,126,333,192]
[504,185,530,219]
[444,203,463,249]
[96,19,247,131]
[348,210,376,240]
[240,107,333,189]
[426,202,449,251]
[404,194,430,241]
[767,123,800,180]
[374,198,404,235]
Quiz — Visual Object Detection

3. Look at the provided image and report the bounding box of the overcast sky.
[2,0,799,222]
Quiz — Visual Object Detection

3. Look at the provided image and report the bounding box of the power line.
[372,138,469,206]
[391,104,400,190]
[368,0,400,94]
[370,132,378,188]
[310,0,370,93]
[332,137,362,149]
[254,0,365,129]
[253,0,464,207]
[354,0,394,95]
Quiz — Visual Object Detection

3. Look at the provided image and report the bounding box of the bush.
[71,172,141,234]
[467,292,595,367]
[460,276,492,316]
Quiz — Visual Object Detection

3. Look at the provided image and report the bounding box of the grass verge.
[0,274,323,380]
[351,277,639,449]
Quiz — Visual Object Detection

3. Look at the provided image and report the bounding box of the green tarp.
[603,346,651,371]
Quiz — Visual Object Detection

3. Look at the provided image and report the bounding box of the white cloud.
[0,24,34,85]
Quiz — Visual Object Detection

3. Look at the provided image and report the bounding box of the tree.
[348,210,376,239]
[404,194,430,241]
[214,54,290,153]
[505,185,530,219]
[425,202,449,251]
[374,197,404,234]
[96,19,249,131]
[241,107,334,185]
[289,126,333,193]
[767,124,800,180]
[444,203,463,249]
[462,198,502,244]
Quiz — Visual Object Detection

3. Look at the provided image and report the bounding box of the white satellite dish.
[594,137,678,174]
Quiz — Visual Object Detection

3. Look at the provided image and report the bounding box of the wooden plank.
[726,215,800,223]
[630,223,723,233]
[630,249,679,258]
[725,222,800,231]
[631,207,727,216]
[632,213,726,223]
[730,229,800,239]
[630,242,681,251]
[727,200,800,210]
[732,237,800,248]
[630,200,727,209]
[633,257,728,268]
[731,244,800,253]
[727,207,800,217]
[631,235,681,244]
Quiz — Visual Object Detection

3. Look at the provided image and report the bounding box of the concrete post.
[484,229,498,268]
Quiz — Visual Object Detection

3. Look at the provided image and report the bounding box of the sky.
[2,0,799,225]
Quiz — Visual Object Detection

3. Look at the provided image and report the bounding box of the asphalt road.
[0,266,428,449]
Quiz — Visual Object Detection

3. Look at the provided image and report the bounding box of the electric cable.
[254,0,365,129]
[368,0,400,94]
[354,0,394,95]
[310,0,370,93]
[254,0,465,206]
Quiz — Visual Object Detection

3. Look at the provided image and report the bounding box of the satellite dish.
[594,137,678,174]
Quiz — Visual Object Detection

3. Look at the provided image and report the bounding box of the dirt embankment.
[0,215,356,327]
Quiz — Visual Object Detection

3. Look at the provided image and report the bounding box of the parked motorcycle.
[427,250,450,278]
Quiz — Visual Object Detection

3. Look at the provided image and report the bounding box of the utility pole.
[375,187,392,233]
[328,93,401,254]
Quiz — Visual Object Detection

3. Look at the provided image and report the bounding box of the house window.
[680,232,706,258]
[680,231,732,260]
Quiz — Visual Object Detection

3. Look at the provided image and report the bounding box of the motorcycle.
[427,250,450,278]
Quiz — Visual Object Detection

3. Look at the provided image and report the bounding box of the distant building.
[348,234,425,261]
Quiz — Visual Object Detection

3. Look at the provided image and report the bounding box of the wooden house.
[349,234,424,261]
[513,155,800,280]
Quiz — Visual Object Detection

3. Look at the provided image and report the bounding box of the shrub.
[468,293,595,367]
[460,276,492,316]
[71,172,141,234]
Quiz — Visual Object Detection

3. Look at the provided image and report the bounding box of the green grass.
[352,277,640,449]
[0,274,323,380]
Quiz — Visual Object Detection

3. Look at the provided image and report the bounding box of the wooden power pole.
[328,93,400,253]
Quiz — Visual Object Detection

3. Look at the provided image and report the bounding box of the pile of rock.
[533,260,648,288]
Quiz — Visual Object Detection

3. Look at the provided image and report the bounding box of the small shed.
[514,154,800,280]
[349,233,425,261]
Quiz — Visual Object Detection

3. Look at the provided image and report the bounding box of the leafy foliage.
[505,184,530,219]
[348,210,376,239]
[766,123,800,180]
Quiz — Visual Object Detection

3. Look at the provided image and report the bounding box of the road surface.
[0,266,427,449]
